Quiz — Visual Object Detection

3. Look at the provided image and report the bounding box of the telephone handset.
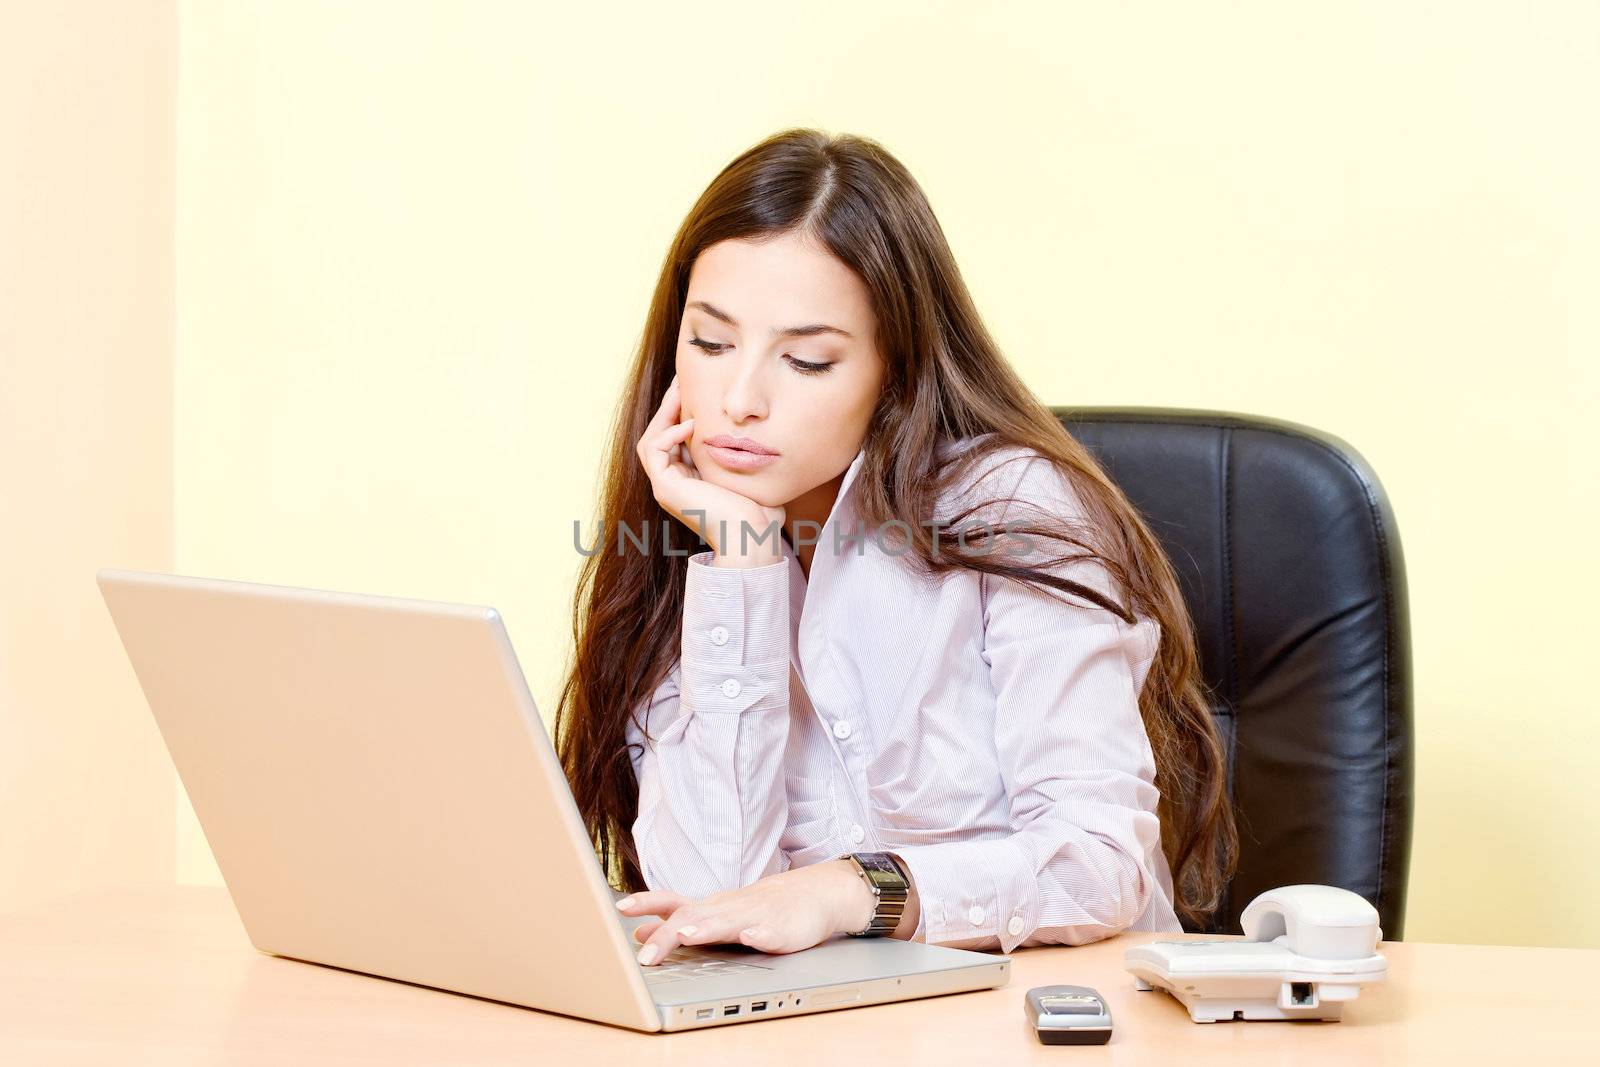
[1122,884,1388,1022]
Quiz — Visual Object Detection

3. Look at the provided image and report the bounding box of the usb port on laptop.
[695,1007,714,1020]
[751,1000,768,1012]
[723,1004,740,1016]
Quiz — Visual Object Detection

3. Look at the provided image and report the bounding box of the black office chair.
[1053,407,1414,938]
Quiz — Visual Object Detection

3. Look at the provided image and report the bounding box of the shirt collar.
[780,443,869,565]
[830,444,869,528]
[779,435,994,567]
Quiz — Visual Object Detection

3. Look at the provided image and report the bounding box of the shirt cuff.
[890,837,1039,954]
[679,549,789,714]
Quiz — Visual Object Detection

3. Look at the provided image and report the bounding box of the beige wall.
[1,1,177,911]
[7,2,1597,949]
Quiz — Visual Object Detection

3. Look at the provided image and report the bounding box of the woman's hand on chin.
[636,373,785,560]
[617,859,874,965]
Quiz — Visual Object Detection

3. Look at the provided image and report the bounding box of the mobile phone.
[1024,984,1113,1045]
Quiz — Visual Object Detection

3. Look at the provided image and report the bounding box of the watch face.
[852,853,907,894]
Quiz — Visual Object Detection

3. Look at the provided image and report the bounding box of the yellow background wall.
[7,2,1595,949]
[2,1,177,914]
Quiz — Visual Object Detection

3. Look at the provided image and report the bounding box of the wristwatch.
[840,851,911,937]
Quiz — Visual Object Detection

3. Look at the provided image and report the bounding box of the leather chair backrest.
[1056,408,1414,938]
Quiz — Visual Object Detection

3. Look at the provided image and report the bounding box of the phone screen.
[1040,993,1103,1015]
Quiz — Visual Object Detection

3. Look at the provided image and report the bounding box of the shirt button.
[968,905,986,927]
[832,720,852,739]
[720,678,740,698]
[1007,915,1025,937]
[709,625,729,646]
[849,823,865,843]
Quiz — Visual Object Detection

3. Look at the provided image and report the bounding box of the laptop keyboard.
[640,945,774,985]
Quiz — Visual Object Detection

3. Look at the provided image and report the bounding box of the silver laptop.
[96,568,1011,1032]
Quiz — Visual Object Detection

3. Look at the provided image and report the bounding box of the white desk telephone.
[1122,884,1388,1022]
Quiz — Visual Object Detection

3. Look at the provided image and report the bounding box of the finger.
[659,905,788,954]
[738,924,787,954]
[640,422,691,483]
[648,418,694,454]
[672,917,790,956]
[648,373,680,429]
[664,899,779,947]
[652,374,682,431]
[641,419,694,478]
[636,378,681,461]
[668,440,699,481]
[615,889,694,919]
[638,909,705,966]
[679,436,699,475]
[638,401,681,465]
[632,919,665,944]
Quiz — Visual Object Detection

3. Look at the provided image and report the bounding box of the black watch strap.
[841,851,910,937]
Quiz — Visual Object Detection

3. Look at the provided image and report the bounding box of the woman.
[554,128,1235,967]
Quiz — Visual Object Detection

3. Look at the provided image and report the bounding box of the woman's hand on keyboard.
[617,859,877,966]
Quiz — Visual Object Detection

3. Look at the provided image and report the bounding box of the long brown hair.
[553,127,1237,928]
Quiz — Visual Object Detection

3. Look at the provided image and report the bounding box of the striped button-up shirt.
[625,435,1182,953]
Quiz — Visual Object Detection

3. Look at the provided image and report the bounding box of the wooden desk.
[1,886,1592,1064]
